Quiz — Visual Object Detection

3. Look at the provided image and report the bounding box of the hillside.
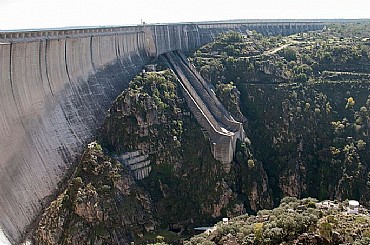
[33,70,271,244]
[191,23,370,205]
[185,197,370,245]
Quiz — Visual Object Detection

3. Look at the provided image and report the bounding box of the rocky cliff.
[33,69,272,244]
[192,24,370,207]
[241,81,370,204]
[34,145,155,244]
[98,70,272,228]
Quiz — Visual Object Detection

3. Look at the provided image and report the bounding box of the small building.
[222,218,229,225]
[87,141,97,149]
[145,64,157,72]
[347,200,359,214]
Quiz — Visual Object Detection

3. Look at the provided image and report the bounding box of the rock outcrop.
[97,70,272,238]
[34,145,155,244]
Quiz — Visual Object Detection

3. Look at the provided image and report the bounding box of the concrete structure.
[0,21,324,243]
[163,50,244,164]
[347,200,360,214]
[194,226,217,235]
[117,151,151,180]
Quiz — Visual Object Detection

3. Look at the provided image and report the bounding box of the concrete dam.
[0,21,324,243]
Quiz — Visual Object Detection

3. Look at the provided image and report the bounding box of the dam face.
[0,21,324,243]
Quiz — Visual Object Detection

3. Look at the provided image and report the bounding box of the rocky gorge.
[33,21,370,244]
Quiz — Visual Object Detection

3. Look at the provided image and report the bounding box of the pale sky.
[0,0,369,30]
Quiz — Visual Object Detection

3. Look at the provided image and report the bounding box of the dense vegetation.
[34,144,155,244]
[185,197,370,245]
[191,22,370,87]
[191,22,370,206]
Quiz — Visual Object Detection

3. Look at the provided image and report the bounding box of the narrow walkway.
[322,71,370,76]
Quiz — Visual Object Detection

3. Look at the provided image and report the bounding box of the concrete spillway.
[162,51,243,164]
[0,21,324,243]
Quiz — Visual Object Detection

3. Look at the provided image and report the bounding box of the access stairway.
[162,51,245,164]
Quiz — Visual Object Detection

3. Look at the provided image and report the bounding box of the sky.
[0,0,369,30]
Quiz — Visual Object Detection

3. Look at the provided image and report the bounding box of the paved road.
[323,71,370,76]
[238,40,299,59]
[263,41,296,55]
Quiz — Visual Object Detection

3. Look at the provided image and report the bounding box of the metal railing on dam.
[0,21,324,243]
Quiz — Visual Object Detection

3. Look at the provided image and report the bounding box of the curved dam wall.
[0,21,324,243]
